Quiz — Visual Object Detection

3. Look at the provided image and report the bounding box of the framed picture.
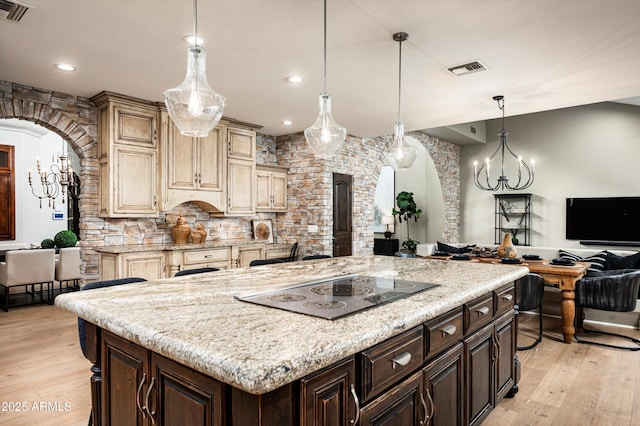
[373,165,395,233]
[252,219,274,243]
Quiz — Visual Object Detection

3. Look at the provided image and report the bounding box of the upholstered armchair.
[55,247,81,291]
[0,248,56,311]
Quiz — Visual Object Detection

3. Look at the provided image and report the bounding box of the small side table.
[374,238,399,256]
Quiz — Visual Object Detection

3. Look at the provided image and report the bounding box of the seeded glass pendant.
[384,32,416,171]
[304,0,346,158]
[163,0,226,137]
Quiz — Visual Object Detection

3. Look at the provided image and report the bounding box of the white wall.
[0,119,76,249]
[460,102,640,249]
[392,136,445,247]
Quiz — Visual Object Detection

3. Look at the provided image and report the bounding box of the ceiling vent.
[447,60,488,76]
[0,0,29,22]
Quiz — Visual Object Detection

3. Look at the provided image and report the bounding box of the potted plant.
[392,191,422,256]
[54,230,78,248]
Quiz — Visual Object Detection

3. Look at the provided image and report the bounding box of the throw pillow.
[605,251,640,270]
[558,250,607,275]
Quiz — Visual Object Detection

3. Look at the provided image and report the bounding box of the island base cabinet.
[423,343,465,426]
[102,332,225,426]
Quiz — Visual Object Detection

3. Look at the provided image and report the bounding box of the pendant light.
[472,95,535,191]
[385,32,416,171]
[164,0,226,137]
[304,0,346,159]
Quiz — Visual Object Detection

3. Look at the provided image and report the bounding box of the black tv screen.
[566,197,640,243]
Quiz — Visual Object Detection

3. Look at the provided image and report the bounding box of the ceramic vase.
[497,233,517,258]
[172,215,191,244]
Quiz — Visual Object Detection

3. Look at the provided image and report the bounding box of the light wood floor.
[0,305,638,425]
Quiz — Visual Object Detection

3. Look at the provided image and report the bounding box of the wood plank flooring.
[0,305,638,425]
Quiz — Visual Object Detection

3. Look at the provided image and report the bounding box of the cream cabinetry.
[166,247,232,276]
[92,92,160,218]
[256,165,288,212]
[225,127,257,215]
[99,251,165,281]
[231,244,265,268]
[161,114,226,212]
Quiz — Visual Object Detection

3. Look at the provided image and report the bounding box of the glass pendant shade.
[304,93,346,159]
[385,121,417,171]
[164,45,226,137]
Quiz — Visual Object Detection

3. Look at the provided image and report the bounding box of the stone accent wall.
[1,79,460,280]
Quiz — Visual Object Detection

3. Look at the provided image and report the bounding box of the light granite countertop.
[93,239,290,253]
[55,256,528,395]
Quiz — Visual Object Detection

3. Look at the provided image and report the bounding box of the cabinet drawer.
[425,307,463,358]
[360,326,423,402]
[184,248,230,265]
[465,294,494,333]
[495,284,515,316]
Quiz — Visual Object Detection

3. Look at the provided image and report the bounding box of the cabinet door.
[166,124,198,191]
[360,370,425,426]
[114,146,158,216]
[423,343,465,426]
[271,172,287,210]
[151,353,225,426]
[494,311,516,401]
[227,127,255,160]
[464,323,494,426]
[233,244,264,268]
[198,126,225,192]
[227,159,255,215]
[255,171,272,210]
[300,357,356,426]
[114,103,158,148]
[102,332,149,426]
[122,252,165,280]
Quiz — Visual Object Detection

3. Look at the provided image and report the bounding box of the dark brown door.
[423,343,465,426]
[333,173,352,257]
[0,145,15,241]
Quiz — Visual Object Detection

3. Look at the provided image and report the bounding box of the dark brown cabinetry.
[102,332,225,426]
[92,284,517,426]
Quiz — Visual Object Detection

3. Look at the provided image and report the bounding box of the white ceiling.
[1,0,640,138]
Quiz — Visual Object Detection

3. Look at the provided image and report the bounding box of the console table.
[373,238,399,256]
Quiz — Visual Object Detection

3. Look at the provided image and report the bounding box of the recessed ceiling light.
[183,35,204,45]
[282,120,293,125]
[55,63,76,71]
[284,75,304,84]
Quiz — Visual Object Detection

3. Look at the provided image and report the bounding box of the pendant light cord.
[323,0,327,93]
[397,38,402,123]
[193,0,198,44]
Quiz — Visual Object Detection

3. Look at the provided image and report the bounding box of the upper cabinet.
[161,113,226,212]
[93,91,265,218]
[92,92,159,217]
[256,165,288,212]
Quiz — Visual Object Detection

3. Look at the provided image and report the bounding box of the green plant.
[392,191,423,252]
[54,230,78,248]
[41,238,55,249]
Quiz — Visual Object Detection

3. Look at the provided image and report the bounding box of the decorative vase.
[195,223,207,242]
[172,215,191,244]
[191,232,202,244]
[497,233,517,258]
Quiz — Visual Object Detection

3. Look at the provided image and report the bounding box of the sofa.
[417,242,640,329]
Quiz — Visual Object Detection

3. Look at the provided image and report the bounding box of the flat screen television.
[566,196,640,244]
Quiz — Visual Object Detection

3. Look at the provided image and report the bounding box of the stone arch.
[0,81,100,280]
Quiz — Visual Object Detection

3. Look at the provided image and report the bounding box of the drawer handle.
[476,306,490,316]
[204,255,213,258]
[136,373,147,418]
[502,294,513,302]
[349,384,360,425]
[391,352,412,369]
[440,324,457,337]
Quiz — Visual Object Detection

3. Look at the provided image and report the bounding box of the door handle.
[144,376,156,424]
[136,373,147,418]
[349,384,360,425]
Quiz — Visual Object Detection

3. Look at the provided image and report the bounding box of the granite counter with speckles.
[55,256,528,395]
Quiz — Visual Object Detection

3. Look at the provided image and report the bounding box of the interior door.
[333,173,352,257]
[0,145,15,240]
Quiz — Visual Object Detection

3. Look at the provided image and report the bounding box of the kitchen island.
[56,255,528,425]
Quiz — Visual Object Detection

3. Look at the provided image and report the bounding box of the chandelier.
[28,140,78,209]
[473,95,534,191]
[163,0,226,137]
[304,0,346,158]
[385,32,417,171]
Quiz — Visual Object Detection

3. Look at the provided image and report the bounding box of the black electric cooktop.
[235,274,439,320]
